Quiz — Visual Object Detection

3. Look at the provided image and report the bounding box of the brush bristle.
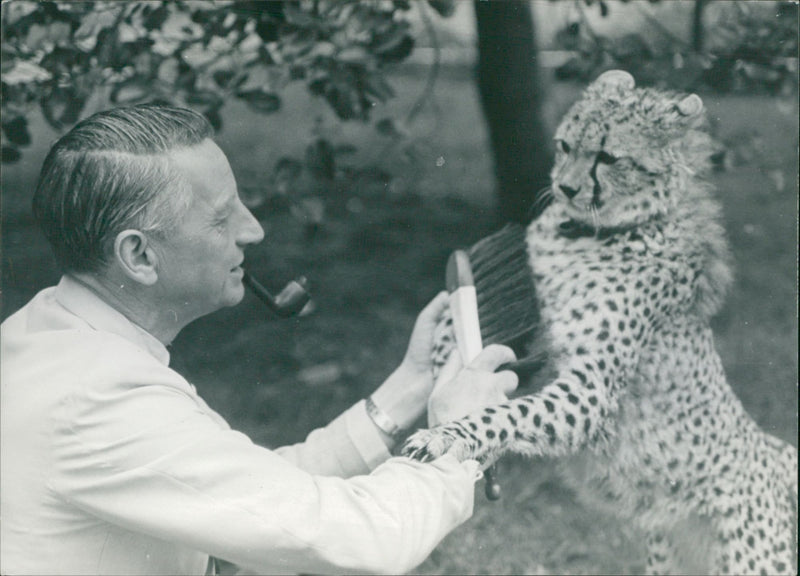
[467,224,539,347]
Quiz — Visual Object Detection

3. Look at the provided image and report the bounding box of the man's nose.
[237,205,265,245]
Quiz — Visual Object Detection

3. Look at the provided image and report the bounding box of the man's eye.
[597,151,618,165]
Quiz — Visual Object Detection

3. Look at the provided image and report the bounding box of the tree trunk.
[474,0,552,224]
[691,0,708,53]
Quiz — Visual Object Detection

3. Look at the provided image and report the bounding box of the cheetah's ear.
[594,69,636,90]
[677,94,704,116]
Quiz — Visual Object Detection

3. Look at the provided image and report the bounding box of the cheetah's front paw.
[401,424,484,463]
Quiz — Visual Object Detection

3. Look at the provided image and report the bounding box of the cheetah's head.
[551,70,716,231]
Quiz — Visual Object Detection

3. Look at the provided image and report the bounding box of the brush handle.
[497,355,547,377]
[447,250,483,363]
[447,249,503,501]
[450,286,483,362]
[484,465,501,500]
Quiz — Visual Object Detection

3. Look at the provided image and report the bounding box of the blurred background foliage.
[1,0,458,229]
[2,0,797,226]
[553,0,798,93]
[1,0,454,132]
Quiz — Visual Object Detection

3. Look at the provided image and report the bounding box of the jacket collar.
[55,274,171,366]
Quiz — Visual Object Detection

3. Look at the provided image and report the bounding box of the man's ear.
[114,230,159,286]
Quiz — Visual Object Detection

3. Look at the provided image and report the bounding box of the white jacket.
[1,275,478,575]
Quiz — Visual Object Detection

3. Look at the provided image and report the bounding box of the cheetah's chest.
[527,232,648,353]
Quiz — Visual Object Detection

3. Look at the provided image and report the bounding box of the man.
[1,104,518,575]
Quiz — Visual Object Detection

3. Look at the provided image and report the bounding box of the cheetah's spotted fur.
[402,70,797,575]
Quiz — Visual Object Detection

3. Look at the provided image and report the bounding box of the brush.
[444,223,543,500]
[465,224,537,344]
[464,223,544,376]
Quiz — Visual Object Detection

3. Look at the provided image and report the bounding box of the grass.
[1,64,797,574]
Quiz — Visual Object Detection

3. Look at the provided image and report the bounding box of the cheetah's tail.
[770,437,799,518]
[778,442,799,571]
[779,442,798,507]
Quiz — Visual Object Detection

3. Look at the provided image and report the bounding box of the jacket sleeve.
[274,400,392,477]
[51,365,478,575]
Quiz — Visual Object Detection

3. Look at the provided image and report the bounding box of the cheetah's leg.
[403,282,640,465]
[402,352,617,465]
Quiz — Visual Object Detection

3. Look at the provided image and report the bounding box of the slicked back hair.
[32,103,214,273]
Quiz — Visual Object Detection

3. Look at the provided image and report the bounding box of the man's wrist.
[370,363,430,431]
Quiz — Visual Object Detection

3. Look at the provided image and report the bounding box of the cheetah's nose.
[560,184,580,200]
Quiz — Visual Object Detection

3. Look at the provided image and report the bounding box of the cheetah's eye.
[596,151,618,165]
[557,140,571,154]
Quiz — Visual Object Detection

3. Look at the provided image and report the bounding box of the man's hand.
[369,292,450,437]
[428,345,518,427]
[400,291,450,382]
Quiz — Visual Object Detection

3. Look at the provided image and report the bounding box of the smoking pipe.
[243,270,311,318]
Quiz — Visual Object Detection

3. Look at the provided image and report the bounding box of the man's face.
[150,139,264,323]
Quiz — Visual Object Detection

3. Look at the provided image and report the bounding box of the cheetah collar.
[558,219,641,241]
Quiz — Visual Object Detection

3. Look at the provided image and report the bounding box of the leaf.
[73,5,124,52]
[174,60,198,91]
[109,79,151,104]
[374,33,413,63]
[375,117,402,138]
[335,143,358,156]
[273,156,303,189]
[186,89,224,109]
[363,72,395,102]
[237,89,281,114]
[1,145,22,164]
[371,25,411,57]
[0,2,38,29]
[142,4,170,31]
[157,58,181,84]
[1,116,31,147]
[203,107,223,132]
[24,21,72,51]
[306,138,335,181]
[325,84,362,121]
[336,47,369,64]
[93,26,119,67]
[133,50,154,77]
[255,17,281,43]
[290,196,326,227]
[427,0,456,18]
[305,41,334,60]
[1,60,52,85]
[283,3,317,27]
[40,86,86,129]
[308,74,328,96]
[213,69,237,88]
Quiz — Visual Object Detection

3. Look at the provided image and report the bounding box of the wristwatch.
[365,396,403,439]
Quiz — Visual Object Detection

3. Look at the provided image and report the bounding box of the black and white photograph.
[1,1,797,574]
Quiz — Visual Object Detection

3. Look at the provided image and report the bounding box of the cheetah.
[402,70,798,575]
